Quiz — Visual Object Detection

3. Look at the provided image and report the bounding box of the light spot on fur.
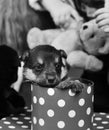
[24,68,37,81]
[37,58,43,65]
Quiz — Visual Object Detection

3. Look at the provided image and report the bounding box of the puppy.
[23,45,84,94]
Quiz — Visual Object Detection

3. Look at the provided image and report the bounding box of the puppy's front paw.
[57,79,84,95]
[57,78,71,89]
[71,80,84,94]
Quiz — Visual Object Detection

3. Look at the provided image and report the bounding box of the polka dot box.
[31,79,94,130]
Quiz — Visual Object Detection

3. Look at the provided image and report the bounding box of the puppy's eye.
[33,64,43,71]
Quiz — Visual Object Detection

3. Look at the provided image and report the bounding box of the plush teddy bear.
[27,20,105,72]
[80,19,109,55]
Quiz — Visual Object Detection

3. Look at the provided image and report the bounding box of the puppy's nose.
[46,74,56,83]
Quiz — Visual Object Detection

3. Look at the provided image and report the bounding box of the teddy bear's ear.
[59,50,70,80]
[27,27,43,49]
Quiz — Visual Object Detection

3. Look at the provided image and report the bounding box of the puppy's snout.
[46,74,56,84]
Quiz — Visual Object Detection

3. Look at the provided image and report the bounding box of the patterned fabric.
[0,107,109,130]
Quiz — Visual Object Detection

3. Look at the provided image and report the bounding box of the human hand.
[46,1,82,29]
[94,7,109,32]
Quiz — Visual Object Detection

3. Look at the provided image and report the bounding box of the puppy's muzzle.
[46,73,57,84]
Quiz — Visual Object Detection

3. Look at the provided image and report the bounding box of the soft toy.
[27,20,105,72]
[80,19,109,55]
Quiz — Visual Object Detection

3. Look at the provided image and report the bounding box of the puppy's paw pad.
[71,80,84,94]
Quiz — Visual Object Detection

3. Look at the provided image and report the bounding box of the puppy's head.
[23,45,69,87]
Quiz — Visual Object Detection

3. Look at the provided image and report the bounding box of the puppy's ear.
[59,50,69,80]
[20,51,30,62]
[60,49,67,59]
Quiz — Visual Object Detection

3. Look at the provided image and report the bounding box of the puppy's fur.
[23,45,84,93]
[0,45,25,119]
[23,45,68,87]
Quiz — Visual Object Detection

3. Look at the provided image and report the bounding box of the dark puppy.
[0,45,25,119]
[23,45,84,93]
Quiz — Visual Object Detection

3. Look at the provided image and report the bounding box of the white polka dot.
[57,121,65,129]
[96,126,104,129]
[101,121,109,124]
[95,117,102,121]
[31,105,33,111]
[79,98,85,106]
[91,116,94,123]
[78,120,85,127]
[16,121,23,124]
[87,86,91,94]
[31,84,33,91]
[92,95,94,102]
[86,107,91,115]
[47,109,55,117]
[24,106,28,109]
[99,112,106,115]
[20,113,26,116]
[1,118,6,120]
[33,96,37,104]
[33,117,37,124]
[106,115,109,118]
[68,110,76,118]
[24,117,31,120]
[57,99,66,107]
[21,125,29,128]
[47,88,55,96]
[29,121,32,124]
[27,109,32,112]
[68,89,75,96]
[39,97,45,105]
[12,117,19,120]
[8,126,16,129]
[31,124,33,130]
[0,126,2,129]
[93,113,96,117]
[87,128,91,130]
[93,123,97,126]
[39,118,45,126]
[4,121,11,125]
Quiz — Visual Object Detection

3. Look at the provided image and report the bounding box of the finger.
[94,8,109,17]
[97,19,109,28]
[96,13,109,23]
[98,41,109,54]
